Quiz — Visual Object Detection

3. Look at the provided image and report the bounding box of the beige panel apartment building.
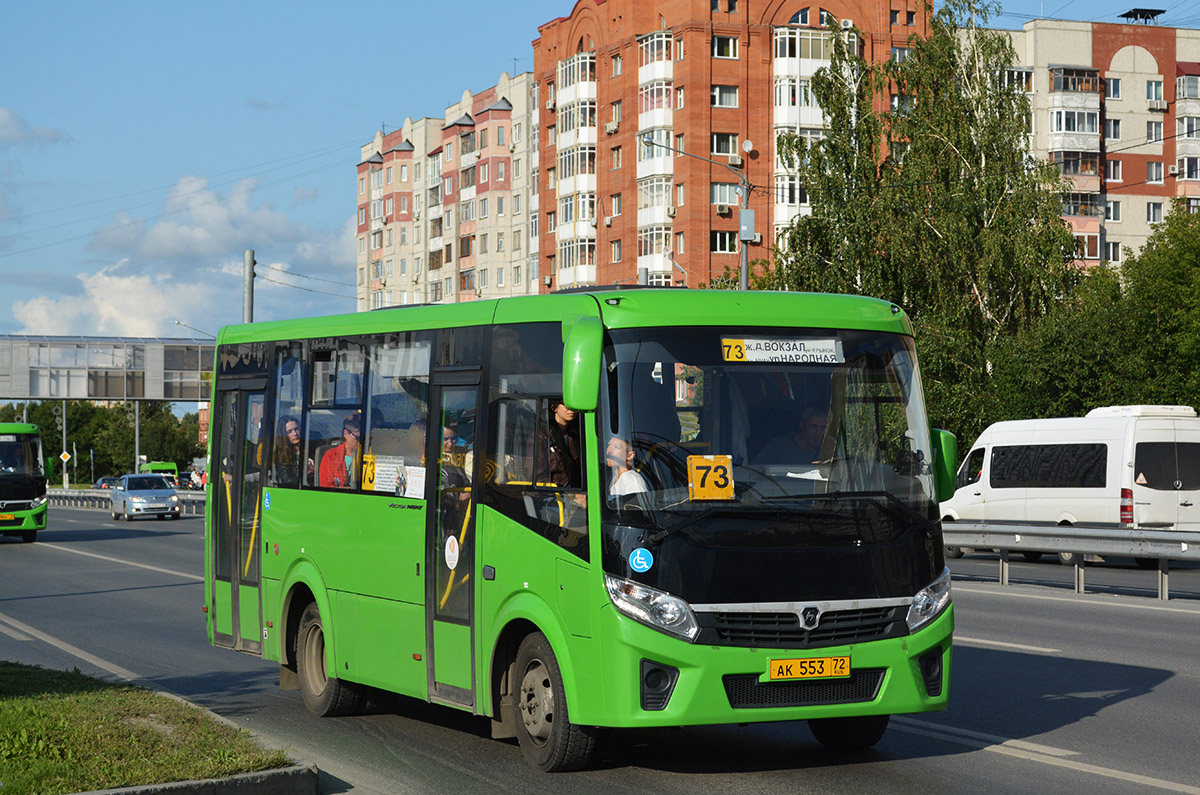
[355,71,539,309]
[1005,16,1200,264]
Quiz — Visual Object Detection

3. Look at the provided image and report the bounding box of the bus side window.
[362,333,432,494]
[269,342,306,489]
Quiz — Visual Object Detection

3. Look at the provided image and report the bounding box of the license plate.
[0,514,13,520]
[768,656,850,681]
[147,505,166,510]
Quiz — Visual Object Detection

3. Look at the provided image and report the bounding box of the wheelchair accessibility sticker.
[263,493,271,510]
[629,548,654,573]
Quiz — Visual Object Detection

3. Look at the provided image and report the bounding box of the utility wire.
[256,263,356,288]
[255,272,356,299]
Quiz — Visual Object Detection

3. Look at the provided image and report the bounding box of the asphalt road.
[2,508,1200,794]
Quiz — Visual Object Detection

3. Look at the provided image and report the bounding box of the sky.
[2,0,1199,342]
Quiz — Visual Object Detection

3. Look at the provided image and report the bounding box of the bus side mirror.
[930,429,957,503]
[562,316,603,412]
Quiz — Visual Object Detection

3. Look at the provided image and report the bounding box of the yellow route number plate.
[687,454,735,500]
[0,514,13,521]
[768,656,851,681]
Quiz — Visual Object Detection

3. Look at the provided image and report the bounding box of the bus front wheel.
[513,632,596,772]
[296,602,362,717]
[809,714,889,751]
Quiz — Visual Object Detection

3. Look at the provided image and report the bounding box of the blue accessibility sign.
[629,547,654,573]
[263,492,271,510]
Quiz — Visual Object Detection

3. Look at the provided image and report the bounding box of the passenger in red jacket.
[319,414,362,489]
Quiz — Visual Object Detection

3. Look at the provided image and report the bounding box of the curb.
[72,762,319,795]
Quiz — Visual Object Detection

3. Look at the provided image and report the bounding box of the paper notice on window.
[368,455,411,495]
[722,337,844,364]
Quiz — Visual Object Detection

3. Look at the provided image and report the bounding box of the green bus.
[140,461,179,483]
[204,289,957,771]
[0,422,49,543]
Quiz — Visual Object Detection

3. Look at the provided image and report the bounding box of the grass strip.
[0,661,291,795]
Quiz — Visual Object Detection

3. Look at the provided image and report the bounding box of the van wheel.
[809,715,890,751]
[513,632,596,772]
[296,602,363,717]
[1021,552,1044,562]
[944,546,964,559]
[1058,552,1083,566]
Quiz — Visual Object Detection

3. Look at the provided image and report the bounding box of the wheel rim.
[301,623,328,697]
[518,658,555,745]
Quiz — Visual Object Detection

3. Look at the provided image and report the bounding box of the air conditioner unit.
[509,142,516,152]
[752,233,763,244]
[605,121,619,134]
[840,18,854,29]
[546,99,556,111]
[543,275,553,286]
[728,154,743,167]
[715,203,731,215]
[604,216,613,227]
[1148,99,1168,112]
[1169,164,1179,175]
[666,206,677,217]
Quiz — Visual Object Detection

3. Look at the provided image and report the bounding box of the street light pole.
[642,134,754,290]
[173,320,216,338]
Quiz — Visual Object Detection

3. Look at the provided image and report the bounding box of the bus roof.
[214,290,912,345]
[0,423,41,435]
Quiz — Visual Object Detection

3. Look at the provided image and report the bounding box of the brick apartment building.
[355,4,1200,308]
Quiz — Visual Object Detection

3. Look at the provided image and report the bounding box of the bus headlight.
[31,495,47,509]
[906,567,952,632]
[605,574,699,641]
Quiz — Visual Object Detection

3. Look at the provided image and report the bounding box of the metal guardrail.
[943,521,1200,600]
[47,489,205,515]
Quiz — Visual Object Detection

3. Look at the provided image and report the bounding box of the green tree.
[766,0,1079,442]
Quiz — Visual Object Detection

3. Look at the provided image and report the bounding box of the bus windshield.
[0,433,45,478]
[599,326,939,604]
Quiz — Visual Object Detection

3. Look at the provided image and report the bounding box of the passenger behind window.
[271,414,311,487]
[531,398,583,488]
[756,402,830,465]
[606,434,649,496]
[319,413,363,489]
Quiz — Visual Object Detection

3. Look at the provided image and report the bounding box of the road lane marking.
[893,717,1200,793]
[955,636,1061,653]
[955,583,1200,615]
[0,622,33,641]
[0,611,143,682]
[38,543,202,581]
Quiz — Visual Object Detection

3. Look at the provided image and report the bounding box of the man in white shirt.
[606,435,649,495]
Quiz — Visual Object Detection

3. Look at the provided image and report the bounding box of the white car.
[110,474,182,521]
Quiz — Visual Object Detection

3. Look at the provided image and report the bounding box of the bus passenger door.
[426,371,482,708]
[211,387,266,654]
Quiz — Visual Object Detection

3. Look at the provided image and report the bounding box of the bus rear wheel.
[809,714,889,751]
[296,602,362,717]
[513,632,596,772]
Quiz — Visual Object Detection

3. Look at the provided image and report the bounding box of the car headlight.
[605,574,699,641]
[906,567,952,632]
[31,495,47,508]
[169,495,180,503]
[130,496,146,503]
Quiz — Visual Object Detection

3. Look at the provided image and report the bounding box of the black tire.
[809,714,890,751]
[513,632,597,772]
[111,509,119,520]
[295,602,363,717]
[157,514,167,520]
[20,530,36,543]
[171,513,181,520]
[1058,552,1083,566]
[1021,552,1044,562]
[944,546,964,559]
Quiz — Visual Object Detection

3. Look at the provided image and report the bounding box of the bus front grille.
[696,607,905,648]
[722,669,884,709]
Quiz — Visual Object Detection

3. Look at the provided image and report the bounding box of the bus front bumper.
[0,502,47,532]
[588,603,953,728]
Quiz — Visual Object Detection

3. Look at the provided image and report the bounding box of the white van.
[942,405,1200,564]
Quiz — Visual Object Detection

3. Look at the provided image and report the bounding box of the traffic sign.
[60,451,71,463]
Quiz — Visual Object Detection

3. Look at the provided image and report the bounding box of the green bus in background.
[204,289,957,771]
[139,461,179,484]
[0,422,49,543]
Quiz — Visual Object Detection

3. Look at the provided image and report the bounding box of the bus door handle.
[483,565,496,580]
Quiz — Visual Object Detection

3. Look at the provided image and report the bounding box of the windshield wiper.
[773,490,936,532]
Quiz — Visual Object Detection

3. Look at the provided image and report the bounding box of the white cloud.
[0,107,67,149]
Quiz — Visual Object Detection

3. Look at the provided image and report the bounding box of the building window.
[1105,241,1122,262]
[1147,202,1163,224]
[1049,110,1098,133]
[359,177,365,194]
[498,196,505,216]
[676,183,684,206]
[891,47,911,63]
[514,194,522,214]
[1104,118,1121,140]
[1179,116,1200,139]
[480,198,488,218]
[611,239,622,262]
[675,36,685,60]
[711,85,739,108]
[611,146,622,169]
[890,9,899,24]
[712,36,738,59]
[1148,161,1164,183]
[711,230,738,253]
[358,208,366,225]
[906,10,915,24]
[639,32,672,66]
[1074,233,1099,259]
[675,232,684,255]
[497,268,505,287]
[1147,80,1163,101]
[1107,159,1122,181]
[710,182,740,205]
[611,100,623,124]
[611,193,623,216]
[1106,77,1122,99]
[1147,121,1164,143]
[400,164,409,182]
[497,233,505,252]
[1050,68,1100,93]
[1180,156,1200,180]
[676,87,685,109]
[711,132,738,155]
[1105,200,1121,222]
[640,80,673,113]
[612,54,623,76]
